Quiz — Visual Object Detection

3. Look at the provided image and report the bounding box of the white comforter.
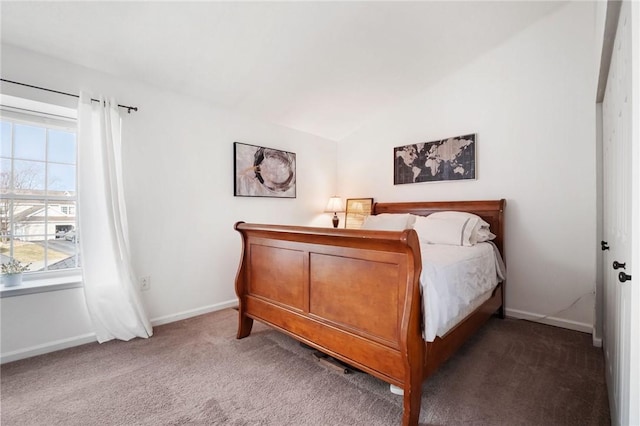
[421,242,505,342]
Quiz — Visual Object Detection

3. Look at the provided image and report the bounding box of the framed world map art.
[394,133,476,184]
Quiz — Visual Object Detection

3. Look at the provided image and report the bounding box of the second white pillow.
[413,214,478,246]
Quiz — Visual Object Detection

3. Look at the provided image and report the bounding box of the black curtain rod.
[0,78,138,114]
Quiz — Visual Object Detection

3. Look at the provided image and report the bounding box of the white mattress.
[421,242,505,342]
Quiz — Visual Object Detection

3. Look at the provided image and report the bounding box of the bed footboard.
[234,223,424,425]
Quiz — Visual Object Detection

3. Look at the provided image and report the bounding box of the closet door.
[601,2,638,425]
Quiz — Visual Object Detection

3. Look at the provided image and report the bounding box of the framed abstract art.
[234,142,296,198]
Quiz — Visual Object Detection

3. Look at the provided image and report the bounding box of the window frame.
[1,95,81,297]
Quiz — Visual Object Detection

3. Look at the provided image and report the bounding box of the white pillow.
[430,212,494,242]
[413,215,474,246]
[361,213,416,231]
[413,211,494,246]
[474,227,496,243]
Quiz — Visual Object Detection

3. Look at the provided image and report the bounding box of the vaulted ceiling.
[1,1,567,141]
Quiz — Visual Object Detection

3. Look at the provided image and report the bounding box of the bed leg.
[236,312,253,339]
[498,282,506,319]
[402,361,422,426]
[498,305,506,319]
[402,383,421,426]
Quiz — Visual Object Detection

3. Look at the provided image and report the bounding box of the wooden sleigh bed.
[234,199,506,425]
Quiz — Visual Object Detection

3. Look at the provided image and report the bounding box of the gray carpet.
[1,309,609,425]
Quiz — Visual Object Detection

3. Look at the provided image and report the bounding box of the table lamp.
[325,196,345,228]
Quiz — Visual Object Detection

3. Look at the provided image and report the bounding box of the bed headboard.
[373,199,506,258]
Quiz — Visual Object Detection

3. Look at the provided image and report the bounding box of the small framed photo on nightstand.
[344,198,373,229]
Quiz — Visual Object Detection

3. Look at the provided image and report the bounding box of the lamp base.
[332,214,339,228]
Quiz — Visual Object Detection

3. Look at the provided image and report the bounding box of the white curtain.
[77,92,152,343]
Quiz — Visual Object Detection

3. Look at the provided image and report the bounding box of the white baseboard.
[1,333,97,364]
[592,335,603,347]
[1,299,239,364]
[149,299,238,327]
[505,308,594,334]
[592,327,603,347]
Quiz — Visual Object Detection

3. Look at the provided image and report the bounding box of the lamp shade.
[324,196,344,213]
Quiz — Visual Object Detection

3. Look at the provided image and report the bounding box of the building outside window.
[0,97,79,275]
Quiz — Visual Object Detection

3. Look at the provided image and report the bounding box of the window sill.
[0,273,83,298]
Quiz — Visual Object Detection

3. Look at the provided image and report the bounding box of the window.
[60,205,75,215]
[1,96,80,282]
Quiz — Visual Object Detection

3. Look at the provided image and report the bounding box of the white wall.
[1,288,95,361]
[337,2,598,332]
[1,44,337,362]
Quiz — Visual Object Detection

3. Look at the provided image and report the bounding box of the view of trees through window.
[0,116,79,273]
